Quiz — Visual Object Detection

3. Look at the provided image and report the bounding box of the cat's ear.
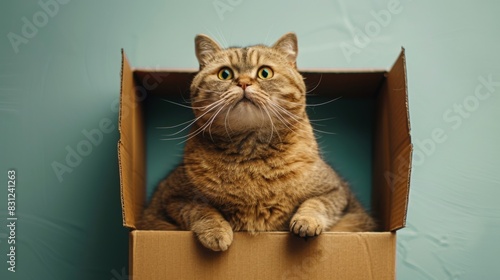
[195,34,222,69]
[272,33,298,67]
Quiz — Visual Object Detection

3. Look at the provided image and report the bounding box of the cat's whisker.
[161,97,226,111]
[271,101,306,123]
[273,102,337,136]
[309,117,337,123]
[311,128,337,136]
[257,104,269,132]
[157,119,194,129]
[305,96,343,107]
[159,134,192,141]
[265,104,292,131]
[263,26,274,46]
[266,104,304,135]
[161,101,225,138]
[177,94,237,143]
[224,104,235,142]
[206,103,228,142]
[160,117,217,141]
[161,98,195,109]
[309,117,338,128]
[270,101,326,136]
[220,88,240,100]
[270,98,338,136]
[176,128,207,144]
[261,105,281,144]
[215,27,229,48]
[195,87,226,95]
[198,99,228,112]
[179,90,192,104]
[203,27,227,49]
[277,96,342,108]
[185,95,213,104]
[250,93,282,143]
[162,109,215,137]
[176,112,221,144]
[305,74,323,95]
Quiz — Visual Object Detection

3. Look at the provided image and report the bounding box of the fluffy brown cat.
[138,32,376,251]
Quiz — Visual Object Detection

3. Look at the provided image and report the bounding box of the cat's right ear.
[195,34,222,69]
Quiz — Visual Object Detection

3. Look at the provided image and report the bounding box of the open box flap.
[372,48,412,231]
[119,50,145,229]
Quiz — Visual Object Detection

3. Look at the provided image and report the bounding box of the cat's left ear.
[272,33,298,67]
[195,34,222,69]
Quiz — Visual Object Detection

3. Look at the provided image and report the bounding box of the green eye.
[257,66,273,79]
[217,67,233,80]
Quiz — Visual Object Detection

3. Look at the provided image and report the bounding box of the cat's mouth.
[235,96,257,107]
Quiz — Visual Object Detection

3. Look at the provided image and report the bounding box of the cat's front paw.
[193,220,233,251]
[290,215,324,238]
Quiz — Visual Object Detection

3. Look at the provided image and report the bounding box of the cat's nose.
[237,81,251,90]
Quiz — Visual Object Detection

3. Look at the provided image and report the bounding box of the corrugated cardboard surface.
[131,231,395,280]
[119,50,146,229]
[372,49,412,231]
[118,50,411,279]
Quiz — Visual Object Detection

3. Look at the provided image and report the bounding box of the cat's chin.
[223,102,269,131]
[233,98,259,112]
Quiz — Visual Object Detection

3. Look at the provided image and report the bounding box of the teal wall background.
[1,0,499,279]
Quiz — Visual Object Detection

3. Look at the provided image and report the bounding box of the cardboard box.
[118,48,412,280]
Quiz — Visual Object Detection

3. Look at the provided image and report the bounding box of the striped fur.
[138,33,376,251]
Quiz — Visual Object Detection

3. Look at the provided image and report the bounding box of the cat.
[138,32,376,251]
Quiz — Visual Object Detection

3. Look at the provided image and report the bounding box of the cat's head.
[190,33,307,137]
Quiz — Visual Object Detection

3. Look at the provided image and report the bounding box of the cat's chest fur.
[184,132,318,232]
